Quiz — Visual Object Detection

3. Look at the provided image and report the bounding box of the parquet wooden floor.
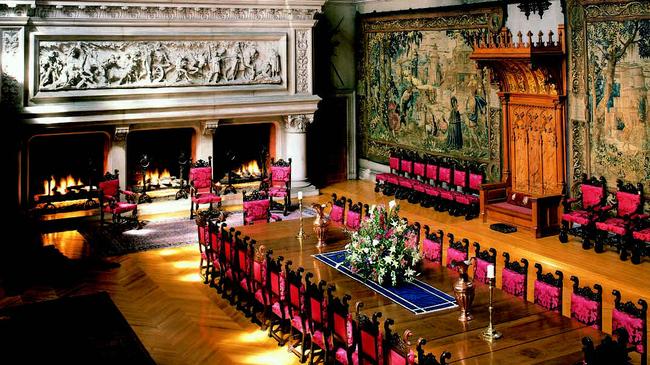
[1,180,647,364]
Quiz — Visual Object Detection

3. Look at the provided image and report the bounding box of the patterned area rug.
[80,208,315,257]
[0,292,155,364]
[314,250,457,315]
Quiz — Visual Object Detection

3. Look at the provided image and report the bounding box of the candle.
[388,200,396,210]
[487,264,495,279]
[298,191,303,200]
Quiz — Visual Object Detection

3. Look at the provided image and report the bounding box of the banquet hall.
[1,0,649,364]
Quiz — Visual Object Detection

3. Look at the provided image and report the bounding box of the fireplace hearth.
[214,124,273,189]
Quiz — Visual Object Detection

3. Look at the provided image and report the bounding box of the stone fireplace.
[4,0,324,207]
[213,123,275,185]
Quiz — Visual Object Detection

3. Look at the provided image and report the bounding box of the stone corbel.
[114,126,129,142]
[283,114,314,133]
[202,120,219,135]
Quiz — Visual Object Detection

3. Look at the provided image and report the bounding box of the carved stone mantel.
[283,113,314,133]
[201,120,219,135]
[114,126,130,142]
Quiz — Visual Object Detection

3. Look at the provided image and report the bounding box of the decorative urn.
[452,257,476,322]
[311,203,330,247]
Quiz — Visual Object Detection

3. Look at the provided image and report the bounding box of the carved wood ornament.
[471,27,567,196]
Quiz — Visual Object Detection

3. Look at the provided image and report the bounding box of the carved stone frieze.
[114,126,129,141]
[295,29,310,94]
[362,13,489,33]
[583,1,650,19]
[283,114,314,133]
[26,5,318,22]
[38,39,283,92]
[0,3,33,18]
[202,120,219,135]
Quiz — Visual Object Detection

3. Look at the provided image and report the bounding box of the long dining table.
[236,218,604,364]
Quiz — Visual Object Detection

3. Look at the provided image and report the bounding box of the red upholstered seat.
[98,171,139,227]
[331,205,344,224]
[559,175,608,246]
[633,227,650,242]
[335,347,358,365]
[446,247,466,268]
[422,238,441,262]
[191,193,222,204]
[502,268,525,298]
[346,210,361,231]
[268,186,287,197]
[595,217,627,235]
[613,309,645,353]
[562,210,593,225]
[534,280,561,312]
[189,158,221,219]
[571,293,601,329]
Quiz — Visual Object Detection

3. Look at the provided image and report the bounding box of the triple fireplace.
[29,123,275,212]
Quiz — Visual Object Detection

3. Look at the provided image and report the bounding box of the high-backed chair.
[330,291,356,365]
[445,233,469,270]
[422,156,441,209]
[501,252,529,299]
[422,225,444,264]
[384,319,415,365]
[267,254,289,345]
[416,339,451,365]
[267,158,292,216]
[243,190,280,225]
[472,242,496,285]
[569,276,602,330]
[559,174,607,248]
[355,302,383,365]
[595,180,645,259]
[98,170,139,227]
[612,290,647,365]
[195,212,213,284]
[285,262,307,363]
[454,164,485,220]
[251,244,271,329]
[579,329,631,365]
[375,150,400,196]
[329,193,346,226]
[304,273,329,365]
[234,235,255,315]
[345,199,363,231]
[189,157,222,219]
[533,263,563,313]
[631,217,650,264]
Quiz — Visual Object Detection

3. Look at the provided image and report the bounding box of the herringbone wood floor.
[1,180,648,364]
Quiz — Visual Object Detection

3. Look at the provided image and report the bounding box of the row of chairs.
[328,194,368,231]
[560,174,650,264]
[375,150,485,220]
[195,219,452,365]
[418,224,647,364]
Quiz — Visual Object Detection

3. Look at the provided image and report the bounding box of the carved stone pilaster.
[114,126,129,142]
[202,120,219,135]
[1,28,23,108]
[283,114,313,133]
[295,29,312,94]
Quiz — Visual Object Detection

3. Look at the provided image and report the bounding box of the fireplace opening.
[29,133,107,210]
[127,128,193,193]
[213,124,274,186]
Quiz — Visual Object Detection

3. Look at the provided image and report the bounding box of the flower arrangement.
[344,201,421,287]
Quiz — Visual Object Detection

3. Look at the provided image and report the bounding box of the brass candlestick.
[481,277,502,341]
[296,197,305,239]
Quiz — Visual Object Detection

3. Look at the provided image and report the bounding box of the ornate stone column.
[197,120,218,161]
[283,114,313,190]
[108,126,129,188]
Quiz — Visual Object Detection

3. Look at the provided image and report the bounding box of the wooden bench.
[480,182,562,238]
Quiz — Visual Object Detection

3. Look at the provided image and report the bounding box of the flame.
[234,160,261,177]
[42,174,84,196]
[144,168,171,185]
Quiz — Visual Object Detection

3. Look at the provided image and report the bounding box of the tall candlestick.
[481,277,502,342]
[296,193,305,239]
[298,191,303,200]
[487,264,495,279]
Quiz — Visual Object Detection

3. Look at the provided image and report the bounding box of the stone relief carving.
[295,30,310,94]
[31,5,319,22]
[2,29,21,108]
[284,114,314,133]
[38,40,283,91]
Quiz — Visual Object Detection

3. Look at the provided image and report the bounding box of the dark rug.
[313,250,457,315]
[490,223,518,233]
[80,208,315,257]
[0,292,155,365]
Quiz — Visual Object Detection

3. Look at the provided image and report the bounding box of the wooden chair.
[501,252,529,299]
[243,190,281,225]
[195,213,213,284]
[98,170,139,228]
[533,263,563,313]
[251,244,271,329]
[559,174,607,247]
[472,242,496,285]
[285,261,308,363]
[422,225,444,264]
[328,193,346,226]
[329,290,356,365]
[631,217,650,264]
[569,276,602,330]
[219,228,239,303]
[383,319,415,365]
[416,338,451,365]
[304,273,329,365]
[355,302,383,365]
[234,235,255,316]
[421,155,441,209]
[580,330,631,365]
[207,221,227,290]
[375,149,400,196]
[611,290,647,365]
[267,157,292,216]
[345,199,363,231]
[267,254,289,345]
[595,180,645,259]
[445,233,469,270]
[189,157,222,219]
[454,164,485,220]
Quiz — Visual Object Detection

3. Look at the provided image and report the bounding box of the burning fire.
[144,168,171,186]
[43,175,83,196]
[234,160,261,178]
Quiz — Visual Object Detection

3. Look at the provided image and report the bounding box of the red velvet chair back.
[305,274,328,340]
[189,166,213,192]
[329,193,346,224]
[569,276,602,330]
[329,291,355,359]
[413,160,426,180]
[445,233,469,269]
[612,290,647,357]
[425,161,439,183]
[252,244,269,293]
[400,153,413,177]
[473,242,497,284]
[285,262,305,324]
[613,180,645,218]
[269,158,291,187]
[422,225,444,263]
[533,263,563,313]
[384,319,415,365]
[243,190,270,225]
[438,166,451,186]
[502,252,529,299]
[99,179,120,199]
[356,303,383,365]
[389,154,400,173]
[346,199,363,231]
[469,171,484,193]
[267,255,285,306]
[579,176,607,209]
[453,165,468,190]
